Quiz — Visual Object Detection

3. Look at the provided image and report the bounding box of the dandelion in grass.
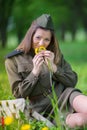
[4,116,13,125]
[41,126,49,130]
[21,124,31,130]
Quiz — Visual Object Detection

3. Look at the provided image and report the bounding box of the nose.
[39,39,44,46]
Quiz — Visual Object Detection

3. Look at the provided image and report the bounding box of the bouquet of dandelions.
[35,46,53,72]
[35,46,53,86]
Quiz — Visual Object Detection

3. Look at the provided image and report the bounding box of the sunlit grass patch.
[0,72,13,100]
[72,63,87,95]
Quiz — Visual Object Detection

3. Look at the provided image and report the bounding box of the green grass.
[60,40,87,63]
[0,47,14,99]
[59,41,87,95]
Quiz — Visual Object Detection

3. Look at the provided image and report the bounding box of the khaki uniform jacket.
[5,51,80,117]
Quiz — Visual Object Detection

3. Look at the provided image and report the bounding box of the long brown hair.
[16,21,61,65]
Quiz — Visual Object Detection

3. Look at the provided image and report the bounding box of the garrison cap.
[35,14,54,31]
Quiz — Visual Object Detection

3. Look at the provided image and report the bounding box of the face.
[32,28,52,50]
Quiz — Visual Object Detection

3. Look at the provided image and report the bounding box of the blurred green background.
[0,0,87,99]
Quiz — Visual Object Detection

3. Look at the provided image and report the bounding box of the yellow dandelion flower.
[35,46,46,54]
[41,126,49,130]
[4,116,13,125]
[21,124,31,130]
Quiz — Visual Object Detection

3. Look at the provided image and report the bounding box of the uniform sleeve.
[5,58,38,98]
[53,55,78,87]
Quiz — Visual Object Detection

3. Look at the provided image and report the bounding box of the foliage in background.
[0,0,87,47]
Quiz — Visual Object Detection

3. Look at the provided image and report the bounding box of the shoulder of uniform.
[5,50,24,59]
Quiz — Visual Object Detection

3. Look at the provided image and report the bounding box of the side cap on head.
[34,14,54,31]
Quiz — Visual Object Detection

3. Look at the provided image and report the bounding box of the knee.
[72,95,87,114]
[66,114,76,128]
[66,113,86,128]
[76,115,85,126]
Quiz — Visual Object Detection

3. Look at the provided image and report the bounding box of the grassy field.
[59,40,87,94]
[0,40,87,99]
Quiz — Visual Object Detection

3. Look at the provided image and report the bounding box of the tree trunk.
[83,20,87,41]
[0,0,15,48]
[61,23,66,41]
[0,26,7,48]
[71,25,76,41]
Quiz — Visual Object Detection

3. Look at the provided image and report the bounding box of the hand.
[32,53,44,76]
[43,50,57,72]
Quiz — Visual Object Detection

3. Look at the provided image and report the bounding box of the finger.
[44,51,53,58]
[38,60,44,67]
[35,57,44,66]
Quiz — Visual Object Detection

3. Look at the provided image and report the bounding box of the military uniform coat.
[5,50,81,119]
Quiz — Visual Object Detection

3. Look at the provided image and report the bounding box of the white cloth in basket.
[0,98,26,118]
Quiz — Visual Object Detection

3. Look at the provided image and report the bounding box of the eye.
[35,36,41,40]
[45,38,50,42]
